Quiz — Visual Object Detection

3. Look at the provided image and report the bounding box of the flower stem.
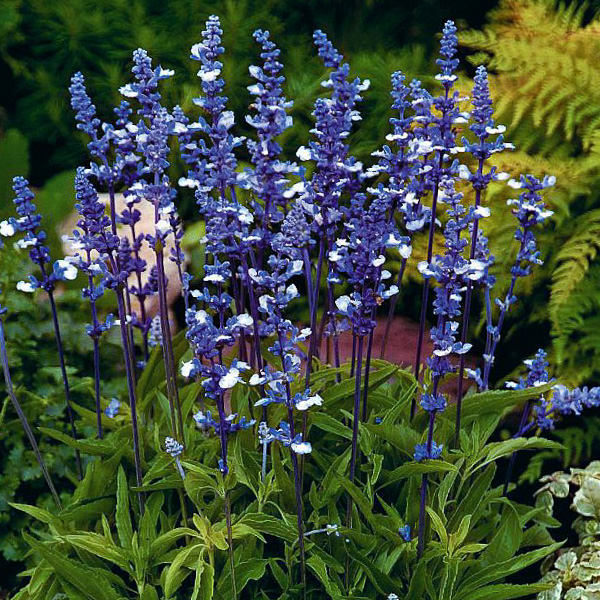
[154,241,183,441]
[503,399,533,495]
[347,335,364,503]
[0,318,62,509]
[224,489,237,597]
[114,286,145,513]
[417,408,437,558]
[380,257,407,359]
[305,238,325,388]
[455,181,482,445]
[47,291,83,479]
[413,155,444,404]
[361,329,374,421]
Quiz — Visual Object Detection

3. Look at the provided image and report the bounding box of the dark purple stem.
[417,401,438,558]
[380,257,407,359]
[114,286,145,513]
[413,155,445,405]
[154,241,181,440]
[275,326,306,592]
[0,318,62,508]
[455,170,484,444]
[503,399,533,495]
[306,238,325,388]
[47,291,83,479]
[361,328,374,422]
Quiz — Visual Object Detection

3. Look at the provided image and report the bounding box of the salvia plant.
[1,15,597,600]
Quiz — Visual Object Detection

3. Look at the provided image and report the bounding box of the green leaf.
[140,585,159,600]
[364,421,420,458]
[381,378,417,425]
[458,542,563,594]
[164,543,203,597]
[320,365,397,410]
[448,464,496,531]
[481,504,522,564]
[23,533,122,600]
[116,466,133,550]
[150,527,197,562]
[191,559,214,600]
[446,385,554,424]
[59,498,115,524]
[405,558,429,600]
[238,513,297,543]
[459,583,554,600]
[381,460,457,488]
[217,558,268,597]
[346,545,399,595]
[481,437,562,468]
[306,555,344,599]
[310,412,352,439]
[9,503,58,525]
[426,507,448,548]
[61,533,130,571]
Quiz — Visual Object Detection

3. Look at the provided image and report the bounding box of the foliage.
[460,0,600,385]
[0,10,589,599]
[11,355,562,599]
[536,461,600,599]
[0,245,124,567]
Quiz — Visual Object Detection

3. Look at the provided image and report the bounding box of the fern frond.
[550,210,600,331]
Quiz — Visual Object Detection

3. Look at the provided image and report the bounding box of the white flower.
[218,111,235,130]
[295,394,323,411]
[372,255,385,267]
[291,441,312,455]
[474,206,491,218]
[190,42,207,59]
[204,273,225,283]
[335,295,352,314]
[249,373,266,386]
[219,368,241,389]
[155,219,171,235]
[495,171,510,181]
[485,124,506,135]
[198,68,221,82]
[181,360,196,378]
[158,67,174,78]
[507,178,522,189]
[0,220,15,237]
[296,146,312,161]
[457,164,471,180]
[55,259,78,280]
[399,244,412,259]
[435,74,458,82]
[16,238,36,249]
[16,281,35,293]
[235,314,253,328]
[283,181,305,199]
[119,84,137,98]
[178,177,199,188]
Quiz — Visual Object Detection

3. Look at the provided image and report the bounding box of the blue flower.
[414,441,443,462]
[398,525,412,542]
[105,397,120,418]
[420,393,447,413]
